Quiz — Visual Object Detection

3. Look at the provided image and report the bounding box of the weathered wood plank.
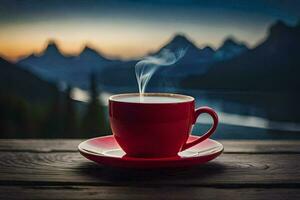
[0,152,299,186]
[0,139,81,152]
[222,140,300,154]
[0,139,300,153]
[0,186,299,200]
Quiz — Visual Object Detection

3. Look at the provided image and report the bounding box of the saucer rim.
[78,135,224,161]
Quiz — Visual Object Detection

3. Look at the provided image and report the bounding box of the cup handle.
[181,106,219,151]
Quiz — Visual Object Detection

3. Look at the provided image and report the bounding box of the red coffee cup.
[109,93,218,158]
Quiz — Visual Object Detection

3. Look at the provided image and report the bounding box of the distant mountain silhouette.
[154,34,215,61]
[18,40,118,89]
[98,33,249,89]
[17,34,249,90]
[153,34,217,78]
[40,40,63,57]
[151,34,215,76]
[77,45,111,62]
[0,57,58,102]
[156,34,248,62]
[214,37,248,60]
[158,34,197,50]
[183,20,300,91]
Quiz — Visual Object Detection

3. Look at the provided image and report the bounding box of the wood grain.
[0,140,299,199]
[0,152,299,186]
[0,139,300,153]
[0,186,300,200]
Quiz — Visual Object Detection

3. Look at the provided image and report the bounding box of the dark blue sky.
[1,0,299,24]
[1,0,299,60]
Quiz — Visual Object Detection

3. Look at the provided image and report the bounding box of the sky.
[0,0,299,61]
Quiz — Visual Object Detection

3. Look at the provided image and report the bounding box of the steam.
[135,48,187,95]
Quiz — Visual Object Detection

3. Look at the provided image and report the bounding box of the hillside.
[0,58,58,102]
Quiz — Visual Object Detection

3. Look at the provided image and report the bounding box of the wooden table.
[0,139,300,199]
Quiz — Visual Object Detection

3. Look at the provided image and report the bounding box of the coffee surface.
[113,95,192,103]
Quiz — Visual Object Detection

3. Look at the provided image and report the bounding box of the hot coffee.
[111,93,192,103]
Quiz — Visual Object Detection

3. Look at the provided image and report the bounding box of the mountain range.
[18,40,117,89]
[4,20,299,93]
[150,34,248,75]
[86,33,249,90]
[183,20,300,91]
[17,32,248,90]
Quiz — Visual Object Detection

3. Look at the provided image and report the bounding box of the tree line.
[0,73,110,138]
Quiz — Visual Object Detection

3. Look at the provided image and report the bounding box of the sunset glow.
[0,0,299,62]
[0,19,269,62]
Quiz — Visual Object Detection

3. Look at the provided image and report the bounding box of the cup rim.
[109,93,194,104]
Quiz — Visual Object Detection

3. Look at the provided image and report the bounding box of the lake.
[72,86,300,140]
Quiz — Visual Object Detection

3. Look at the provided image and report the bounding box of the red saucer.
[78,135,223,168]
